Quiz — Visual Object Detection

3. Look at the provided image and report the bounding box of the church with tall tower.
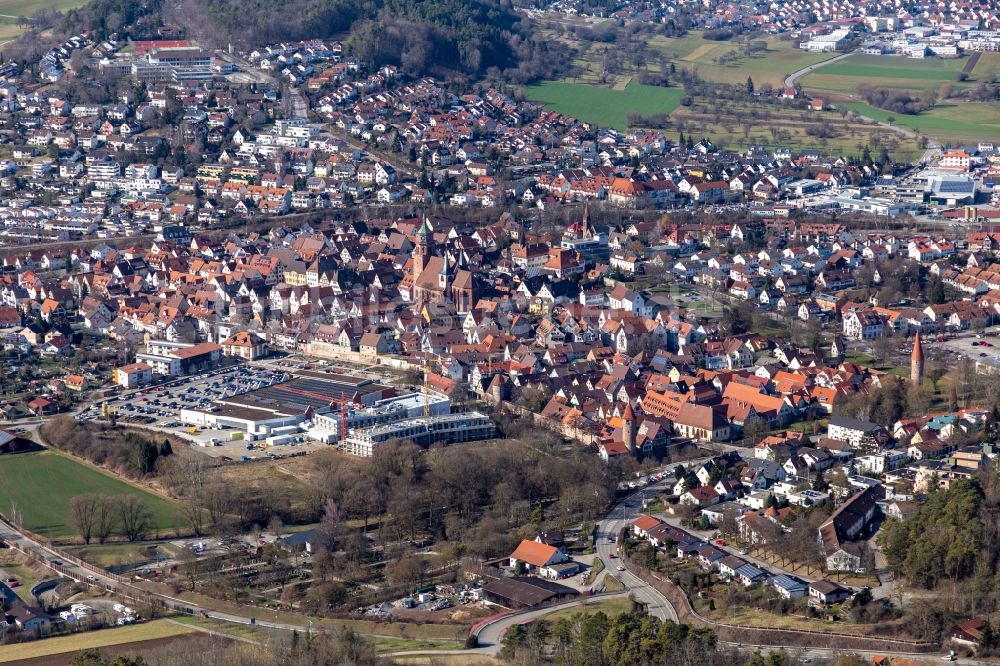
[412,216,432,282]
[408,217,480,313]
[911,332,924,385]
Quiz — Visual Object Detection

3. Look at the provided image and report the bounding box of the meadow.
[647,33,834,88]
[842,101,1000,145]
[802,53,977,95]
[0,0,91,44]
[0,620,195,663]
[0,450,181,538]
[523,79,683,130]
[555,29,834,89]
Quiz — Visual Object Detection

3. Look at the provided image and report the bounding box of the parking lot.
[77,365,288,430]
[922,328,1000,368]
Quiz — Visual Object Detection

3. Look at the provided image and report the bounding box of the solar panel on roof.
[938,180,974,193]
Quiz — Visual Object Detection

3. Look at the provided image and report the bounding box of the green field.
[803,55,974,95]
[821,54,970,80]
[555,29,833,90]
[842,101,1000,144]
[0,451,181,538]
[540,596,633,623]
[523,79,682,130]
[648,33,834,88]
[0,0,89,18]
[0,0,92,45]
[0,620,195,663]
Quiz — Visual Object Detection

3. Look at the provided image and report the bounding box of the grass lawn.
[699,601,872,634]
[541,596,633,623]
[0,451,181,538]
[972,51,1000,78]
[371,636,465,653]
[522,80,683,131]
[0,0,89,15]
[586,555,605,583]
[0,0,90,45]
[819,54,969,81]
[666,94,922,161]
[69,542,181,568]
[3,563,43,602]
[173,615,466,654]
[842,101,1000,144]
[393,657,500,665]
[557,31,832,89]
[602,575,624,593]
[652,34,835,88]
[0,620,194,663]
[171,615,283,642]
[803,53,974,96]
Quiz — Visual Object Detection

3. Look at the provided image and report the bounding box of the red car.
[609,553,617,559]
[714,539,726,546]
[6,578,19,588]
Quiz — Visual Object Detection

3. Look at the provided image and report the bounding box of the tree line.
[69,493,154,543]
[41,418,173,479]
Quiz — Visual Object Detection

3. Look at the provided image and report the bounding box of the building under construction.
[342,412,497,457]
[179,371,496,455]
[179,372,395,437]
[309,391,451,444]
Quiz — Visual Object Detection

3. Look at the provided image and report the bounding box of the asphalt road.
[783,50,856,89]
[595,479,681,622]
[781,48,942,162]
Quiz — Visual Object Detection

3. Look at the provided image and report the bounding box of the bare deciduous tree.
[117,495,152,542]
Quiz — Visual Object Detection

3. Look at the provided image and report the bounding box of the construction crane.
[423,373,430,418]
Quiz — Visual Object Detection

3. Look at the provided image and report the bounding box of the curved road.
[783,50,856,89]
[783,48,941,164]
[595,481,681,622]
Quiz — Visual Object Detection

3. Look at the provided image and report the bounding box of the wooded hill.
[58,0,564,81]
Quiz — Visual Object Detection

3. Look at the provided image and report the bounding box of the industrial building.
[180,372,394,437]
[180,368,497,455]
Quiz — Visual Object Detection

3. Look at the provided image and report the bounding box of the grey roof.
[828,415,880,432]
[771,574,807,591]
[736,563,766,579]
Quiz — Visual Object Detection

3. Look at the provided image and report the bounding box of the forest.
[881,475,996,592]
[52,0,564,81]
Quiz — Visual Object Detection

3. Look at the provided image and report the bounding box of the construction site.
[178,369,498,457]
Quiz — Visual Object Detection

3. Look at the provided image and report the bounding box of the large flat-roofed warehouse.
[220,372,395,412]
[482,577,579,609]
[180,372,395,437]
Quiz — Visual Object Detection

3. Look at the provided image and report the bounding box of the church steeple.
[413,217,432,281]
